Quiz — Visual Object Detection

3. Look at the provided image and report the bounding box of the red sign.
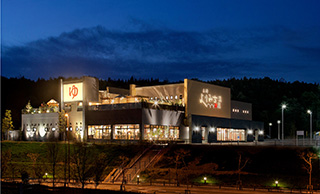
[69,85,78,99]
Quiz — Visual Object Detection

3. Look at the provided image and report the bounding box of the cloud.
[2,25,320,83]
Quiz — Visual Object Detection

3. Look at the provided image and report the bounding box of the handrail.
[113,145,154,181]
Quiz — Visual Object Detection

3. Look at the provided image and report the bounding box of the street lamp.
[204,177,207,184]
[137,175,140,185]
[281,104,286,141]
[269,123,272,138]
[307,110,312,144]
[64,113,70,186]
[45,172,48,179]
[275,180,279,188]
[277,120,281,140]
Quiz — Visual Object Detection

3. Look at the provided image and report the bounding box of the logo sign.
[63,83,83,102]
[199,88,222,109]
[69,85,78,99]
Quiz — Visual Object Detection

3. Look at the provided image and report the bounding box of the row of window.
[24,123,57,127]
[150,95,183,101]
[232,108,250,114]
[88,124,179,140]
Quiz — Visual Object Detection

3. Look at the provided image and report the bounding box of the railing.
[88,101,185,111]
[21,107,59,114]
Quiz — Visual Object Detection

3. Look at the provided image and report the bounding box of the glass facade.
[217,128,245,141]
[144,125,179,140]
[88,125,112,139]
[114,124,140,140]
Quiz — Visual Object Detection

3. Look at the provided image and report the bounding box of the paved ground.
[47,181,320,194]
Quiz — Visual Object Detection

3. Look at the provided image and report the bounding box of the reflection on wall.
[144,125,179,140]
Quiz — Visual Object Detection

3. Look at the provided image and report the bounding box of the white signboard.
[199,88,222,109]
[296,131,304,136]
[63,83,83,102]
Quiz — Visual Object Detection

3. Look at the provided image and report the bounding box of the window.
[217,128,245,141]
[65,103,72,112]
[88,125,112,139]
[77,102,83,111]
[114,124,140,140]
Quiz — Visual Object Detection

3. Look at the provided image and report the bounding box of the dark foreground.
[2,181,320,194]
[1,182,139,194]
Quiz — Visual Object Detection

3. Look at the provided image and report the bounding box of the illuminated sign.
[199,88,222,109]
[64,83,83,102]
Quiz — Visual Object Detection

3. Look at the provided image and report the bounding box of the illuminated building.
[21,77,264,143]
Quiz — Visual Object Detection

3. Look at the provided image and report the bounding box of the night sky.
[2,0,320,83]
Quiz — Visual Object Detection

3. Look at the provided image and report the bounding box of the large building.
[21,77,264,143]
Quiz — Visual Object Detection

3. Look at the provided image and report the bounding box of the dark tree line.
[1,76,319,138]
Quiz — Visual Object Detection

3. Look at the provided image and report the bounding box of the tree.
[27,153,40,178]
[27,153,46,183]
[118,156,129,191]
[1,149,12,178]
[71,142,94,189]
[300,150,318,191]
[93,153,108,189]
[2,110,14,140]
[59,110,67,137]
[170,149,190,186]
[46,141,60,188]
[236,153,249,190]
[25,101,33,113]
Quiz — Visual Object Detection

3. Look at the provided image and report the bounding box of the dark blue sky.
[2,0,320,82]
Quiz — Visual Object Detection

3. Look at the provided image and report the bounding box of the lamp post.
[307,110,312,144]
[64,113,69,186]
[269,123,272,138]
[281,104,286,141]
[137,175,140,185]
[204,177,207,184]
[275,180,279,188]
[277,120,281,140]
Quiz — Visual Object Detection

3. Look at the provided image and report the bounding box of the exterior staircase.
[104,144,168,183]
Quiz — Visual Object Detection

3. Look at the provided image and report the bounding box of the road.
[64,182,320,194]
